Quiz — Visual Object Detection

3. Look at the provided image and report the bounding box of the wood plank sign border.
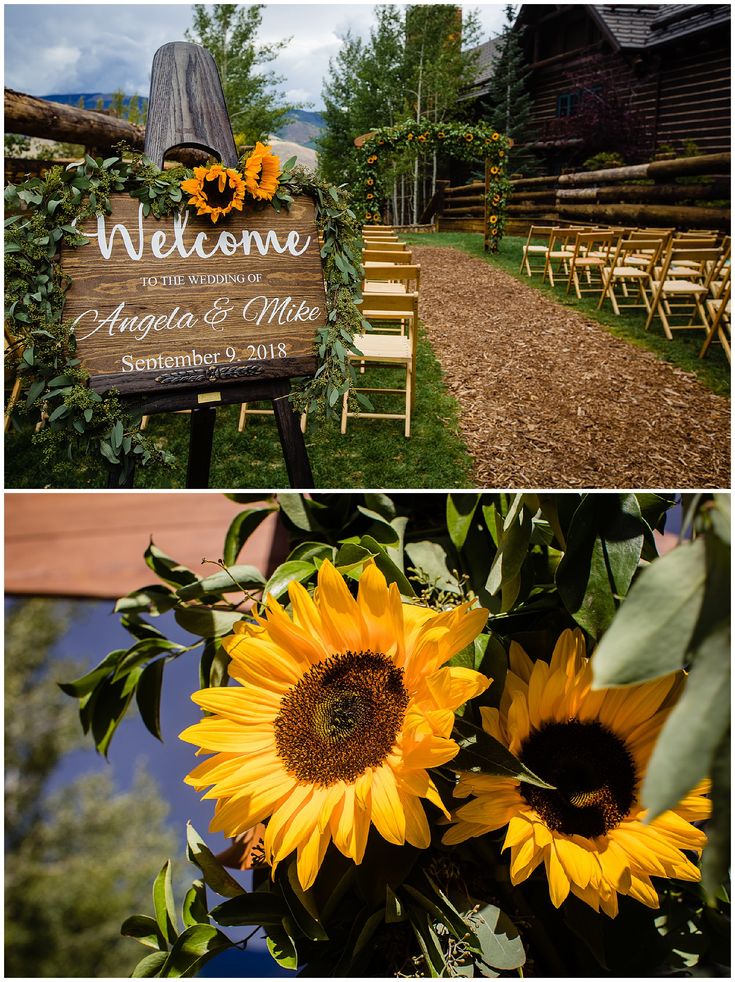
[61,195,324,396]
[56,40,318,488]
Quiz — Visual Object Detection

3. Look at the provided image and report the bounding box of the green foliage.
[318,4,483,219]
[5,153,366,480]
[583,151,626,171]
[56,494,730,976]
[6,327,474,489]
[185,3,296,144]
[354,119,512,250]
[480,4,538,176]
[4,600,178,978]
[594,493,730,896]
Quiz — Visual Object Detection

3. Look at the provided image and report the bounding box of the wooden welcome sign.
[61,41,317,488]
[63,196,324,394]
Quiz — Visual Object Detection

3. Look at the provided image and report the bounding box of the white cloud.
[4,3,508,106]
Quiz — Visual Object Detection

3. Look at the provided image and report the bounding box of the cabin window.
[557,92,579,116]
[556,84,603,117]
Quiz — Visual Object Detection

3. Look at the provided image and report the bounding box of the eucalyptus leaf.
[641,617,730,821]
[281,861,329,941]
[405,540,461,594]
[121,913,168,951]
[174,607,243,639]
[136,658,166,741]
[153,860,178,946]
[592,536,707,686]
[262,560,317,601]
[131,950,168,977]
[222,506,275,566]
[266,921,299,970]
[159,924,231,977]
[210,891,287,927]
[557,494,645,639]
[145,541,198,589]
[175,565,266,601]
[182,880,210,928]
[185,823,245,899]
[447,493,481,550]
[701,730,730,898]
[451,717,554,789]
[469,902,525,970]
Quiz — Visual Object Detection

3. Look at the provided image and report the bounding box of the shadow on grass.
[5,327,475,489]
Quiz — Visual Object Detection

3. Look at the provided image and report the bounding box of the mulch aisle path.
[413,245,730,488]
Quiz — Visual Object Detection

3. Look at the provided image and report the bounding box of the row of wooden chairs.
[519,224,731,361]
[342,226,420,437]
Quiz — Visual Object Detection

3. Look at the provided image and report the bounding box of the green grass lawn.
[404,232,731,397]
[5,326,474,489]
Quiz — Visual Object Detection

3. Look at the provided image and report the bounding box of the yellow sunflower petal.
[370,765,406,845]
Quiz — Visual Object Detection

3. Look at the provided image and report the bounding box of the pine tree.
[482,4,538,175]
[4,600,178,977]
[185,3,296,145]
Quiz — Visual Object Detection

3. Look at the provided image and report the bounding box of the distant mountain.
[42,92,147,111]
[275,110,324,149]
[42,94,324,153]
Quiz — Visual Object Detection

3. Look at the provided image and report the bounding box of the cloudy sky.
[4,2,508,109]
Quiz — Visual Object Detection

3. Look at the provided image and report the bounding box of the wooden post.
[107,42,315,489]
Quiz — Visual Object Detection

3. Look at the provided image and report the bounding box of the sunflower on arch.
[180,561,712,913]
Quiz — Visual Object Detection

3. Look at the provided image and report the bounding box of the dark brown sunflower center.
[202,175,236,208]
[273,651,409,785]
[519,720,637,838]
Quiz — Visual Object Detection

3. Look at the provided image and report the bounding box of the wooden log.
[444,181,485,194]
[555,201,729,229]
[558,152,730,186]
[507,190,557,202]
[509,174,559,188]
[5,87,145,149]
[4,87,209,165]
[648,152,731,179]
[557,180,730,204]
[442,194,485,207]
[442,205,484,217]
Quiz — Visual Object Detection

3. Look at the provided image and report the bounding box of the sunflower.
[492,132,500,141]
[366,178,374,186]
[243,142,281,201]
[437,131,446,139]
[181,559,490,891]
[443,629,711,918]
[367,154,378,164]
[489,215,498,224]
[366,193,374,200]
[180,163,246,224]
[490,166,500,176]
[407,133,415,141]
[465,133,474,142]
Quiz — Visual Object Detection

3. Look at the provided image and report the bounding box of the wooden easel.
[108,42,314,488]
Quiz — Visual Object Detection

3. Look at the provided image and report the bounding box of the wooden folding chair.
[362,248,414,265]
[363,263,421,293]
[519,226,555,278]
[565,230,619,300]
[699,267,731,362]
[342,292,418,439]
[358,289,419,340]
[598,237,662,316]
[542,228,579,287]
[645,246,721,338]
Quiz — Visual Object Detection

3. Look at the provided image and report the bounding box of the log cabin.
[468,4,731,173]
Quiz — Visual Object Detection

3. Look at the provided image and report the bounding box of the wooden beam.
[4,87,210,165]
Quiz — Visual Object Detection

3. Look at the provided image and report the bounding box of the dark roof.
[467,36,504,88]
[591,4,730,49]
